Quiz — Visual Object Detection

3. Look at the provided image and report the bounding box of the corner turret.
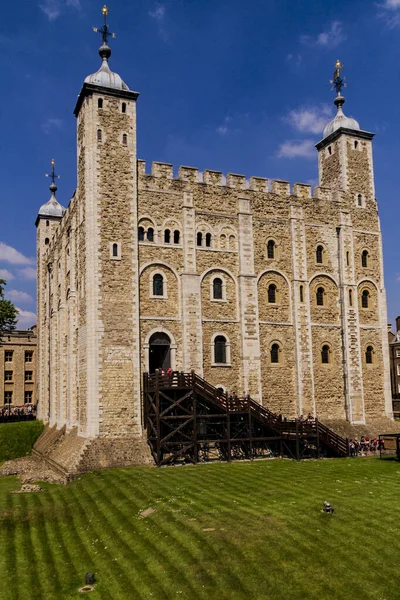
[35,159,66,227]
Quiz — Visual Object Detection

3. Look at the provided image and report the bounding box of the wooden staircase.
[143,371,348,466]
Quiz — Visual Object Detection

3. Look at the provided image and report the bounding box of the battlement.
[137,160,335,201]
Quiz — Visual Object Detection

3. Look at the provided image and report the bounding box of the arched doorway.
[149,332,171,373]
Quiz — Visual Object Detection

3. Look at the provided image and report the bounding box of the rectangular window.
[25,371,33,382]
[25,351,33,362]
[397,364,400,376]
[5,351,13,362]
[398,383,400,395]
[4,371,13,381]
[396,349,400,358]
[24,391,33,403]
[4,391,12,404]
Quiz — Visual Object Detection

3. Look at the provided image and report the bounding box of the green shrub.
[0,420,44,462]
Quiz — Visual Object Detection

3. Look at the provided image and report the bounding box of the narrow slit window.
[362,289,369,309]
[267,240,275,259]
[358,194,363,207]
[214,336,227,364]
[97,129,102,142]
[268,284,277,304]
[122,134,127,145]
[346,251,350,266]
[316,245,324,264]
[366,346,373,364]
[362,250,368,268]
[349,289,353,307]
[271,343,280,364]
[98,98,103,109]
[153,274,164,296]
[138,227,145,241]
[197,232,203,247]
[316,287,324,306]
[205,233,211,247]
[122,102,126,113]
[45,238,49,245]
[164,229,170,244]
[300,285,304,303]
[147,228,154,242]
[321,345,330,364]
[355,141,358,149]
[173,230,180,244]
[213,278,223,300]
[112,243,118,257]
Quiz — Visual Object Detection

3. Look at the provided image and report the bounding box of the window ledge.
[211,363,232,368]
[211,299,227,303]
[150,294,168,300]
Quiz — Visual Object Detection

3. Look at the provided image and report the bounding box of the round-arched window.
[271,343,280,363]
[214,336,227,364]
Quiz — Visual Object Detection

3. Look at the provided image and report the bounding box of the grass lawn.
[0,421,43,463]
[1,458,400,600]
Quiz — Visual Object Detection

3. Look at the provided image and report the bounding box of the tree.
[0,279,18,337]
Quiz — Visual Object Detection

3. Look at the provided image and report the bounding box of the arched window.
[112,243,118,257]
[97,129,102,142]
[358,194,363,207]
[354,141,359,149]
[147,228,154,242]
[270,343,280,364]
[349,289,353,307]
[267,240,275,259]
[213,278,223,300]
[153,274,164,296]
[174,230,180,244]
[321,345,330,364]
[122,102,126,113]
[214,336,227,364]
[205,233,212,247]
[316,245,324,264]
[164,229,170,243]
[45,238,49,245]
[98,98,103,108]
[268,284,277,304]
[362,250,368,268]
[46,220,49,227]
[328,146,332,156]
[197,232,203,246]
[316,287,324,306]
[366,346,373,364]
[122,134,127,145]
[138,227,145,241]
[362,289,369,309]
[300,285,304,303]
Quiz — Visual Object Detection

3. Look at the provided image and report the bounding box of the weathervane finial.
[93,5,116,48]
[45,159,60,193]
[329,59,346,97]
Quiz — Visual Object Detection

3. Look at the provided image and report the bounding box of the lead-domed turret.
[36,160,66,226]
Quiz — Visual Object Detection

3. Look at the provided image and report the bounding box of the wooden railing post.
[226,391,231,462]
[155,369,161,466]
[316,419,320,459]
[295,419,300,461]
[192,372,198,463]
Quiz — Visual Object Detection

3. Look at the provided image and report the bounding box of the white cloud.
[18,267,37,281]
[0,269,15,281]
[383,0,400,7]
[7,290,34,304]
[39,0,81,21]
[41,118,63,135]
[277,139,315,160]
[216,115,232,136]
[286,53,302,67]
[379,0,400,26]
[15,308,37,329]
[149,3,168,40]
[396,273,400,281]
[284,105,332,135]
[301,21,346,48]
[0,243,33,265]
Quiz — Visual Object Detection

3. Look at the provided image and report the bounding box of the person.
[360,436,366,456]
[297,414,304,423]
[372,437,379,454]
[379,437,385,452]
[349,439,355,457]
[354,439,359,457]
[365,437,370,455]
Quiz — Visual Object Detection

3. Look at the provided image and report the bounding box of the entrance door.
[149,332,171,373]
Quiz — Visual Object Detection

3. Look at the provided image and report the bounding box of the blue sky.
[1,0,400,328]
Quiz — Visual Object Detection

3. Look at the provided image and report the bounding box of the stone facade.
[0,328,37,407]
[34,44,394,471]
[388,317,400,413]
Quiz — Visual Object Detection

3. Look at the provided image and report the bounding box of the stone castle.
[34,9,393,472]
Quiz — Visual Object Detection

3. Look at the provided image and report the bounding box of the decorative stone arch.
[309,273,339,309]
[268,339,284,365]
[217,226,238,251]
[149,269,168,298]
[211,332,231,366]
[138,216,158,243]
[196,222,213,248]
[363,342,376,365]
[210,273,227,302]
[309,272,339,287]
[257,269,292,312]
[265,237,279,261]
[215,384,227,394]
[143,326,177,372]
[140,261,181,310]
[200,267,239,317]
[161,218,183,245]
[315,242,327,265]
[320,341,333,365]
[357,279,378,311]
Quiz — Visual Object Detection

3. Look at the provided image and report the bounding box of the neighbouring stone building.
[34,9,395,472]
[388,317,400,416]
[0,328,37,407]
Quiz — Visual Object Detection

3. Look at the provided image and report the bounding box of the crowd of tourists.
[348,436,383,456]
[0,404,36,422]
